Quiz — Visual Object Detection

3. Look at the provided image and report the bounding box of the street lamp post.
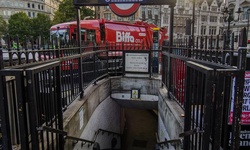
[222,7,242,49]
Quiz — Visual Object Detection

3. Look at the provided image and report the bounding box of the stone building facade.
[0,0,61,22]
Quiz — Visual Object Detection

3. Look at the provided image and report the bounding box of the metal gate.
[183,50,246,150]
[0,61,64,150]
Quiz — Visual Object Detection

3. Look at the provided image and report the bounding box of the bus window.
[86,30,96,42]
[72,33,76,40]
[100,24,105,41]
[51,29,69,41]
[81,29,86,41]
[50,29,69,46]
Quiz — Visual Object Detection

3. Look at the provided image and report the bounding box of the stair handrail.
[37,126,95,147]
[92,128,121,142]
[155,132,183,149]
[38,126,121,148]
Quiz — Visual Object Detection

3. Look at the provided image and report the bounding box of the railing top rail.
[37,126,95,145]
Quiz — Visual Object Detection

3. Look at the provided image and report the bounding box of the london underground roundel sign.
[109,3,140,17]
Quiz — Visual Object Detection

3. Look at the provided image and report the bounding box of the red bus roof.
[50,19,164,31]
[50,19,101,30]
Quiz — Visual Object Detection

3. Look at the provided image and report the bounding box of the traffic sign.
[109,3,140,17]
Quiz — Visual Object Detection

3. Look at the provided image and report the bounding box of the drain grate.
[132,139,147,148]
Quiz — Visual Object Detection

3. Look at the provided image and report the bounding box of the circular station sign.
[109,3,140,17]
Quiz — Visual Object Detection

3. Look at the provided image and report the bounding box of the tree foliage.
[53,0,94,25]
[0,15,8,38]
[8,12,52,41]
[8,12,31,41]
[31,13,52,38]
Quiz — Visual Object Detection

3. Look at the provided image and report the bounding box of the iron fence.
[0,34,157,149]
[162,30,249,150]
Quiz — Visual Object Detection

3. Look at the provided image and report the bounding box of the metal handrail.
[38,126,121,148]
[155,132,182,149]
[37,126,95,147]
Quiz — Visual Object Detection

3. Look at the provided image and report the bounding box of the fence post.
[76,6,83,98]
[93,42,97,85]
[26,71,39,150]
[231,32,234,50]
[0,76,12,150]
[55,40,64,149]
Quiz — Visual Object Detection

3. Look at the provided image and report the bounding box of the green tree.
[0,16,8,38]
[31,13,52,38]
[52,0,94,24]
[8,12,32,41]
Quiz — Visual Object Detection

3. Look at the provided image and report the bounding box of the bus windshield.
[50,29,69,41]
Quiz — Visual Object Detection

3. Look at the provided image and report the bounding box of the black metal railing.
[0,34,157,150]
[161,29,248,150]
[37,126,121,150]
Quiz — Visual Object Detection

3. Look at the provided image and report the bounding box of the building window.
[105,6,110,10]
[38,4,40,9]
[117,16,122,21]
[28,12,31,17]
[211,6,217,11]
[164,8,168,13]
[104,13,111,20]
[210,16,217,22]
[6,0,11,7]
[242,7,250,20]
[27,3,30,8]
[201,25,206,35]
[41,5,43,10]
[220,17,224,23]
[0,0,5,7]
[203,6,207,11]
[128,15,135,21]
[32,3,35,8]
[154,14,159,25]
[148,9,152,19]
[33,12,35,17]
[201,15,207,22]
[8,10,11,16]
[209,26,216,35]
[19,2,23,8]
[163,17,168,24]
[142,7,146,21]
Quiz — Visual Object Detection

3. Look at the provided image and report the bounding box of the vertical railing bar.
[212,72,225,149]
[48,68,55,150]
[40,130,45,150]
[230,48,247,150]
[11,79,21,145]
[202,70,214,150]
[192,69,196,150]
[184,65,191,149]
[26,70,39,150]
[194,71,201,150]
[35,73,41,125]
[222,76,231,149]
[199,73,205,150]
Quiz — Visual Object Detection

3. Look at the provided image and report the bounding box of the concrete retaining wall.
[62,76,184,149]
[111,76,162,95]
[63,78,111,149]
[158,87,185,150]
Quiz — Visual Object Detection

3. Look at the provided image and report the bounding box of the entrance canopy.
[73,0,176,6]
